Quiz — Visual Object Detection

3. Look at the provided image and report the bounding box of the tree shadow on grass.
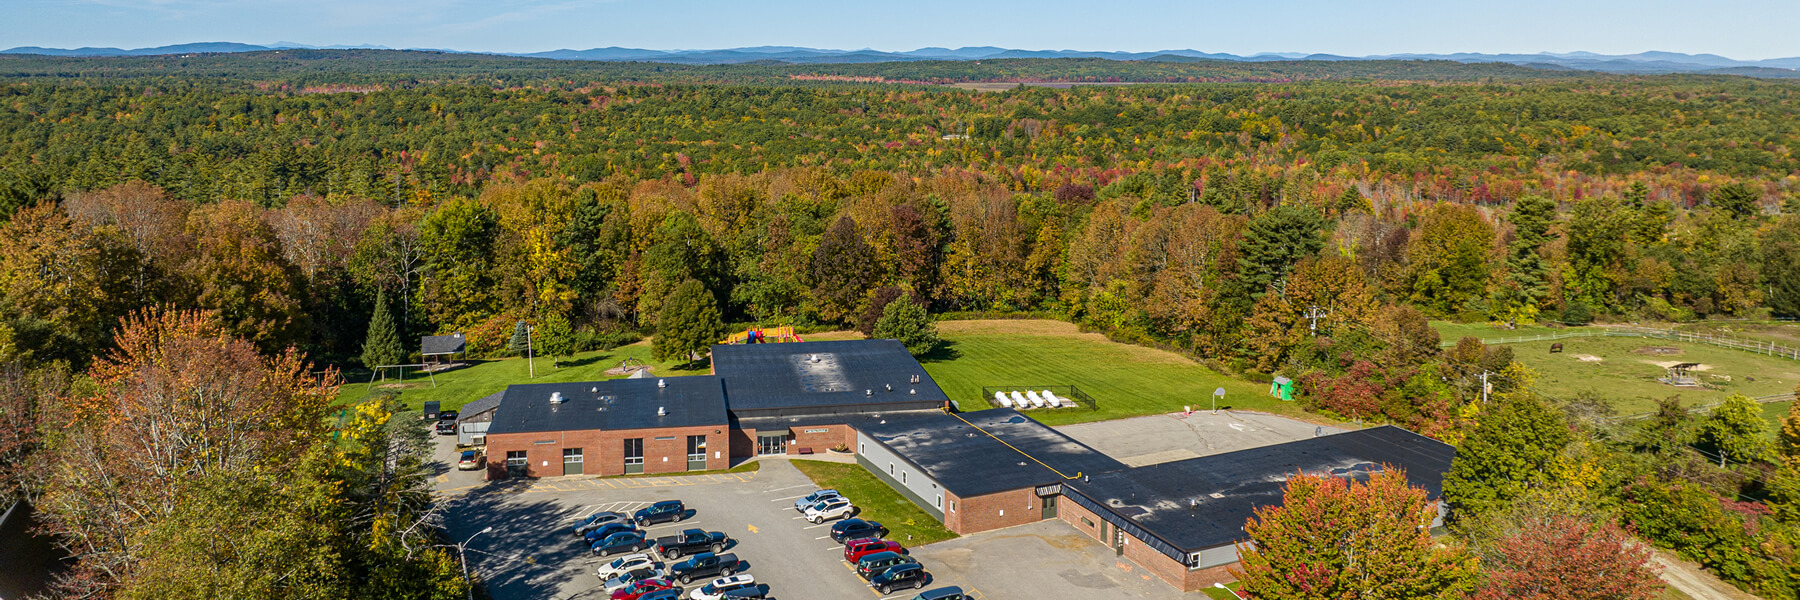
[915,340,962,363]
[556,355,607,368]
[447,483,599,600]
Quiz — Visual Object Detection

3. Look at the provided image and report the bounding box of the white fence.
[1441,326,1800,362]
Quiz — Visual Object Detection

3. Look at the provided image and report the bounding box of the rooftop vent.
[909,388,916,395]
[1017,461,1027,466]
[657,406,667,417]
[865,389,873,397]
[549,392,565,404]
[1189,498,1199,507]
[885,384,892,392]
[809,354,820,363]
[910,374,920,384]
[590,387,598,393]
[658,379,667,388]
[1209,492,1225,499]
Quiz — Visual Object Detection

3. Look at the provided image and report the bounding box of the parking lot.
[439,449,997,600]
[1057,410,1342,467]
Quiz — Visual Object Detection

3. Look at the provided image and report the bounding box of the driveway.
[1056,410,1343,467]
[910,520,1206,599]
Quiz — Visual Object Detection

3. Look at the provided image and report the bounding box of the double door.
[756,433,787,455]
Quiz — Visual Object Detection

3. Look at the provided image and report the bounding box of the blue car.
[793,489,841,512]
[634,500,687,526]
[575,511,628,536]
[584,521,639,544]
[593,530,652,557]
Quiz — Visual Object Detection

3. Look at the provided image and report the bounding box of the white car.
[793,489,841,512]
[595,553,658,580]
[689,574,757,600]
[804,497,856,523]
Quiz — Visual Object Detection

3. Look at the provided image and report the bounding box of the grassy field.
[789,460,958,546]
[333,340,708,411]
[1430,320,1582,344]
[921,320,1296,426]
[1673,321,1800,347]
[1505,335,1800,418]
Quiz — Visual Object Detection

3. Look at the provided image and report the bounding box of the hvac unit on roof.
[657,406,667,417]
[865,389,873,397]
[549,392,565,404]
[810,354,819,363]
[658,378,667,388]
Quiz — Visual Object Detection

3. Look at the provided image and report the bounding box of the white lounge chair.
[1025,390,1047,408]
[995,391,1012,408]
[1042,390,1064,407]
[1010,391,1029,409]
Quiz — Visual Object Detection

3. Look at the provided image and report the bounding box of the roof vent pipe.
[658,406,667,417]
[909,388,916,395]
[658,379,667,388]
[550,392,564,404]
[865,389,873,397]
[885,384,892,392]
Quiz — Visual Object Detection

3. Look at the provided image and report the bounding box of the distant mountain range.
[5,43,1798,76]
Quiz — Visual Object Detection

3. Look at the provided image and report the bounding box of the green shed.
[1269,376,1294,401]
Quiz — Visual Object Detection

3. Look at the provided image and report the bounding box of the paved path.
[1654,551,1763,600]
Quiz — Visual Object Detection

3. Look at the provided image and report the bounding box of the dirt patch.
[1573,354,1605,362]
[603,366,651,376]
[375,383,418,389]
[1632,346,1684,356]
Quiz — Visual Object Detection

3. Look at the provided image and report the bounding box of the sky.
[5,0,1799,59]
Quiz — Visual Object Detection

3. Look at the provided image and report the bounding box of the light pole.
[1213,582,1246,600]
[1212,387,1226,415]
[458,526,494,600]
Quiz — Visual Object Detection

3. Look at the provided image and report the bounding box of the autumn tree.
[872,292,939,357]
[812,216,882,323]
[1408,203,1496,315]
[419,198,501,333]
[1443,393,1571,517]
[654,279,724,363]
[858,286,908,337]
[1234,468,1478,600]
[0,202,139,364]
[1465,503,1662,600]
[1244,255,1377,371]
[641,211,724,322]
[1371,304,1441,370]
[1694,394,1771,465]
[538,310,575,367]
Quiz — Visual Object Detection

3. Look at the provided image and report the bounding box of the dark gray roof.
[711,340,948,418]
[457,392,503,421]
[734,410,947,434]
[421,333,466,356]
[486,376,728,435]
[1065,426,1455,553]
[857,408,1127,498]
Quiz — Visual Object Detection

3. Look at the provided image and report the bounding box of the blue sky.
[5,0,1798,59]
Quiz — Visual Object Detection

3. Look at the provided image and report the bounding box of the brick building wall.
[1056,492,1236,591]
[484,424,727,479]
[787,424,854,454]
[942,488,1048,535]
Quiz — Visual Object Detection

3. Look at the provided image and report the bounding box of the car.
[603,567,667,593]
[576,511,630,536]
[668,552,739,584]
[829,519,885,543]
[718,587,769,600]
[869,563,930,595]
[585,521,640,544]
[635,500,688,526]
[911,587,969,600]
[610,578,675,600]
[655,529,729,559]
[636,590,683,600]
[844,539,906,563]
[792,489,841,512]
[802,497,855,524]
[686,574,757,600]
[437,410,459,422]
[436,420,457,435]
[855,551,918,580]
[456,449,482,470]
[595,552,659,580]
[593,530,652,557]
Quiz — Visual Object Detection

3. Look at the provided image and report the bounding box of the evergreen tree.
[1709,182,1761,219]
[1497,195,1555,323]
[1443,393,1571,517]
[559,187,631,302]
[1764,216,1800,318]
[507,320,530,355]
[812,216,882,323]
[1235,204,1325,301]
[1234,469,1478,600]
[1694,394,1772,465]
[359,290,405,369]
[537,311,575,367]
[640,211,723,324]
[872,292,939,357]
[654,279,724,363]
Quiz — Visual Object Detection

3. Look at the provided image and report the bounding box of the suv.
[792,489,841,512]
[603,567,667,593]
[912,587,969,600]
[457,449,483,471]
[845,539,905,563]
[435,420,457,435]
[869,563,929,595]
[595,552,658,579]
[593,530,652,557]
[855,551,917,580]
[635,500,688,526]
[575,512,629,537]
[802,497,855,524]
[829,519,885,543]
[688,574,757,600]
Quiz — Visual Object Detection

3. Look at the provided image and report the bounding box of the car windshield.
[460,451,474,459]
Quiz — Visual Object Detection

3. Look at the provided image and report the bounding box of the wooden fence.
[1440,326,1800,362]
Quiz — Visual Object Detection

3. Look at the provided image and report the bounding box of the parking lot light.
[1213,582,1246,600]
[459,527,496,600]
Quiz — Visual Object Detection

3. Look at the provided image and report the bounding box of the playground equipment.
[722,325,804,345]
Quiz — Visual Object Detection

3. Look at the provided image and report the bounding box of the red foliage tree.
[1475,514,1662,600]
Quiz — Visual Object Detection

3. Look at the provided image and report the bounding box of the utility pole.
[1304,305,1329,334]
[527,324,536,379]
[1479,371,1493,403]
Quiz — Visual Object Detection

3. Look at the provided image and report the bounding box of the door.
[686,435,708,471]
[1112,525,1126,556]
[1041,494,1058,520]
[623,438,644,474]
[757,434,787,455]
[562,448,583,476]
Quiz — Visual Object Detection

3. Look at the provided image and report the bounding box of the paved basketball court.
[1055,410,1343,467]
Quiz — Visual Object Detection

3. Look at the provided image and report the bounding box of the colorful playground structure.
[721,325,805,345]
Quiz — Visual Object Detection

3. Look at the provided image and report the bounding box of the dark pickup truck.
[654,528,730,559]
[667,552,740,583]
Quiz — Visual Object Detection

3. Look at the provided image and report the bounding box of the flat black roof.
[857,408,1127,498]
[1066,426,1455,552]
[711,340,948,418]
[486,376,728,435]
[734,410,947,434]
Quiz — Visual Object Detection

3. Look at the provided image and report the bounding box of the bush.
[1562,301,1594,326]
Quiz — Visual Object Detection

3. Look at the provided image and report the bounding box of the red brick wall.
[1057,495,1107,542]
[942,488,1047,534]
[787,424,853,454]
[485,425,728,478]
[1055,495,1237,592]
[729,428,756,458]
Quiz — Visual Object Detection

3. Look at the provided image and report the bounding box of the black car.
[869,563,929,595]
[829,519,885,543]
[720,587,770,600]
[591,530,651,556]
[668,552,739,583]
[655,529,729,559]
[855,551,917,580]
[584,521,638,544]
[634,500,687,526]
[435,420,456,435]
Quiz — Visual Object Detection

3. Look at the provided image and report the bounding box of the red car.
[610,579,675,600]
[844,539,906,563]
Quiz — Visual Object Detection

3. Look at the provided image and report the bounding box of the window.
[888,463,894,475]
[505,450,528,477]
[859,442,864,454]
[901,471,907,484]
[1081,517,1094,528]
[935,494,942,508]
[1185,553,1204,570]
[686,435,707,470]
[623,438,644,474]
[949,500,956,512]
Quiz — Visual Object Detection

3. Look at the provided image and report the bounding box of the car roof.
[882,564,923,576]
[712,574,754,585]
[858,551,902,563]
[652,500,682,507]
[917,587,965,599]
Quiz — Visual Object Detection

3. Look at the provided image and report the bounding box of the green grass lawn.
[789,460,958,546]
[1200,581,1245,599]
[1673,321,1800,348]
[920,320,1300,426]
[333,340,708,411]
[1507,335,1800,418]
[1430,320,1581,344]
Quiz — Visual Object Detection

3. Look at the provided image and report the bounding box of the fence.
[978,385,1097,411]
[1612,391,1798,423]
[1441,326,1800,362]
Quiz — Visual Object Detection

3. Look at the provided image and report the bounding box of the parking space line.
[771,494,810,501]
[765,483,815,493]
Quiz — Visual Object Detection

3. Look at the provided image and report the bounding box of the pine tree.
[538,311,575,367]
[872,292,939,357]
[1234,469,1478,599]
[359,290,404,369]
[1694,394,1772,465]
[1497,195,1555,324]
[654,279,724,363]
[1443,393,1571,517]
[507,320,530,355]
[1235,204,1325,301]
